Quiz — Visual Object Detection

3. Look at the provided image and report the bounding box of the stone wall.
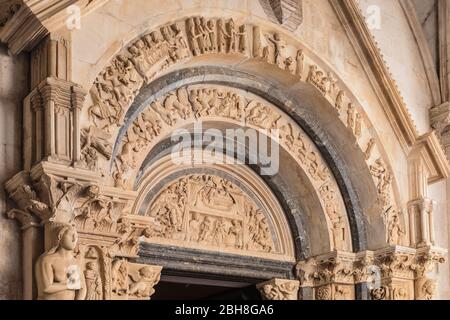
[0,43,28,299]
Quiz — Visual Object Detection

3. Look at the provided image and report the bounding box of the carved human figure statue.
[35,224,86,300]
[84,261,103,300]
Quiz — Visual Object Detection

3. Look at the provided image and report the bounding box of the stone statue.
[35,224,86,300]
[84,261,103,300]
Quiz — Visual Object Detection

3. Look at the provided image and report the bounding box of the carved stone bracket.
[257,278,300,300]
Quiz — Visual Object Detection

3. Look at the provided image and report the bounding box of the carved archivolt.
[80,15,404,247]
[111,84,351,252]
[34,223,161,300]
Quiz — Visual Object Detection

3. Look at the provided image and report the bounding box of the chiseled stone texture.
[0,43,28,300]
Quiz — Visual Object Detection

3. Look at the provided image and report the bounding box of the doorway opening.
[152,274,262,300]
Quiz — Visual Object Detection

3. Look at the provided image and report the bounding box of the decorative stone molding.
[258,0,303,32]
[145,174,275,255]
[331,0,448,164]
[0,0,108,54]
[407,198,435,248]
[296,251,356,300]
[257,278,300,300]
[400,0,442,107]
[295,246,447,300]
[438,0,450,104]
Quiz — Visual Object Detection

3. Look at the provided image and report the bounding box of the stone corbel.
[257,279,300,300]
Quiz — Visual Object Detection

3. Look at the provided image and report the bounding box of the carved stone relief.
[83,16,374,164]
[257,279,300,300]
[107,84,350,251]
[81,17,401,250]
[34,223,161,301]
[110,259,161,300]
[296,247,446,300]
[143,174,276,255]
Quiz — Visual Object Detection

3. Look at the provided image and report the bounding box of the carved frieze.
[296,247,447,300]
[83,17,370,158]
[110,259,161,300]
[80,17,404,252]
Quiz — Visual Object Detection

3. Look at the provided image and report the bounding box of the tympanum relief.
[143,174,276,256]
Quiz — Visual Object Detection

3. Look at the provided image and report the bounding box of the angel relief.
[143,175,275,255]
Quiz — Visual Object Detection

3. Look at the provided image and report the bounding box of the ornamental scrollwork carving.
[106,85,348,250]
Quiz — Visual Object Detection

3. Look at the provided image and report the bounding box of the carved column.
[407,147,436,248]
[24,77,86,169]
[4,172,45,300]
[257,279,300,300]
[412,246,447,300]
